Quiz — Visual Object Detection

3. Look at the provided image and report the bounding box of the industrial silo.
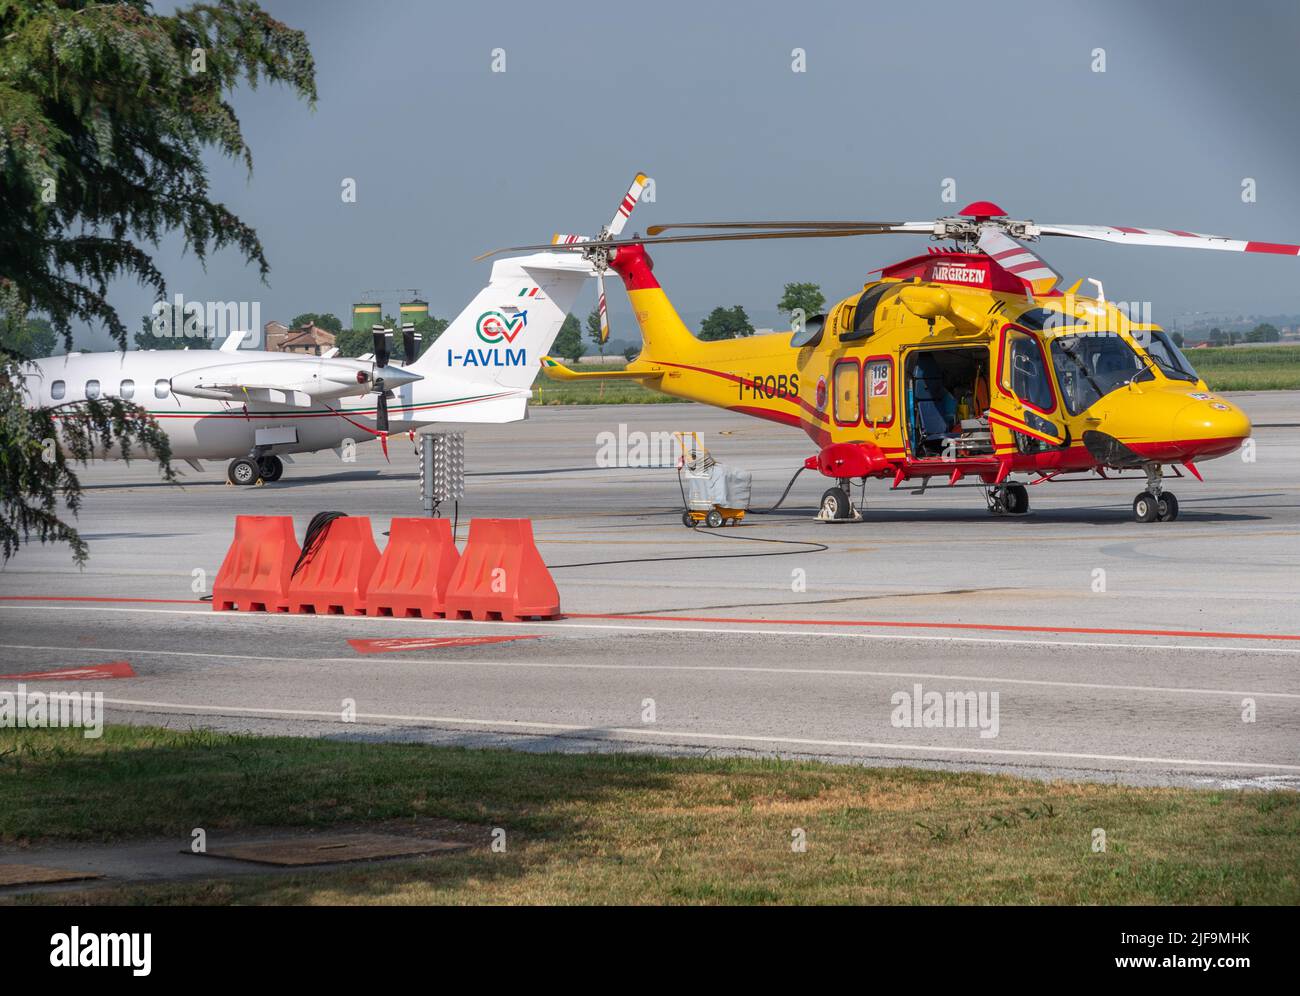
[399,298,429,329]
[352,302,382,332]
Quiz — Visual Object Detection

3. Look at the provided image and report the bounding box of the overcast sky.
[82,0,1300,347]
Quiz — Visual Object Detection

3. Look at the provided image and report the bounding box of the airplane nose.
[375,365,422,388]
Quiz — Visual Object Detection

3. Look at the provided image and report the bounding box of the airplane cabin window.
[120,379,135,399]
[85,379,101,400]
[155,378,170,399]
[50,379,66,400]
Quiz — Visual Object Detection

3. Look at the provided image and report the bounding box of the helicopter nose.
[1173,399,1251,459]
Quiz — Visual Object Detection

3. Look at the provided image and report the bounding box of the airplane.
[485,200,1294,523]
[19,175,651,485]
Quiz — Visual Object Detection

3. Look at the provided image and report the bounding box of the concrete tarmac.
[1,392,1297,790]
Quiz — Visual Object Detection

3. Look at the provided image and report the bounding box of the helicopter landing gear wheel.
[819,486,852,521]
[1133,491,1160,523]
[1156,491,1179,522]
[987,483,1028,515]
[1003,484,1029,515]
[705,508,725,529]
[258,455,283,483]
[227,458,260,486]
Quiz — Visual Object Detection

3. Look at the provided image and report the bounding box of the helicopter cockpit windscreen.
[1049,333,1148,415]
[1139,330,1200,383]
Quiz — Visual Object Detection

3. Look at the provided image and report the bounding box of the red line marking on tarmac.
[0,661,136,680]
[348,636,541,655]
[566,613,1300,643]
[2,595,1294,645]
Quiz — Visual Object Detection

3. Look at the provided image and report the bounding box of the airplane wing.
[236,387,314,407]
[170,357,419,406]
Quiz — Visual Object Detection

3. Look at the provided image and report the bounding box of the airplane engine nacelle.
[807,442,891,479]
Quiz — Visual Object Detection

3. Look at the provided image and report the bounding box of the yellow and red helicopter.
[483,190,1295,523]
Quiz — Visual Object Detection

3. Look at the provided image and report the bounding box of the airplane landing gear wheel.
[820,487,852,520]
[228,458,260,486]
[1004,484,1029,515]
[1157,491,1179,522]
[258,455,283,483]
[1133,491,1159,523]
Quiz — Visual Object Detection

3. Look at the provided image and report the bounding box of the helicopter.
[480,197,1294,523]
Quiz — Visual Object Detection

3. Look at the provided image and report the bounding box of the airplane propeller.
[367,324,421,433]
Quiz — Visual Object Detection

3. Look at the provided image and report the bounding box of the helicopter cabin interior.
[903,346,995,459]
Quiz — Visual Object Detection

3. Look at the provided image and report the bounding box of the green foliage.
[553,313,586,361]
[2,293,176,565]
[1246,322,1280,343]
[134,309,211,349]
[290,312,343,335]
[0,0,317,347]
[777,282,825,321]
[585,304,605,353]
[0,312,56,358]
[698,305,753,341]
[0,1,315,564]
[334,314,447,358]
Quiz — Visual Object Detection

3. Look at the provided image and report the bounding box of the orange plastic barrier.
[285,517,381,615]
[366,518,461,619]
[443,518,561,622]
[212,516,300,612]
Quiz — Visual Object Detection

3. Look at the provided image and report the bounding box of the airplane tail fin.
[409,252,591,390]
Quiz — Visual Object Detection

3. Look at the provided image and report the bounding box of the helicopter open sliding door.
[991,324,1068,451]
[902,346,995,460]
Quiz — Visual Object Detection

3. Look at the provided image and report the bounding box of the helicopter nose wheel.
[1134,490,1179,522]
[1134,464,1178,522]
[987,483,1029,515]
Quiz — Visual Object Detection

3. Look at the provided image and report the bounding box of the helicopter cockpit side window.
[1000,328,1055,414]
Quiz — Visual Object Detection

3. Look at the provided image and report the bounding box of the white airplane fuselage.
[23,348,516,460]
[19,251,592,468]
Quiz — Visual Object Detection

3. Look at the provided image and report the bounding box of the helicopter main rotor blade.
[474,226,914,261]
[644,220,924,235]
[977,227,1060,295]
[1036,223,1300,257]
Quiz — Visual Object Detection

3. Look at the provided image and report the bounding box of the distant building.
[265,320,336,356]
[263,321,291,351]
